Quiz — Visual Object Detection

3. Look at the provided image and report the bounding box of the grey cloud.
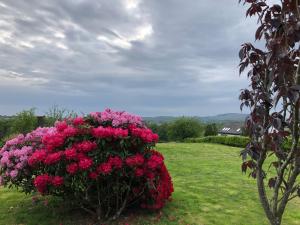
[0,0,256,116]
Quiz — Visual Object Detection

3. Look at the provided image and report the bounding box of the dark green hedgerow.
[185,136,250,148]
[185,135,295,150]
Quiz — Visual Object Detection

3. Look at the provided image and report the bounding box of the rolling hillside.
[143,113,248,124]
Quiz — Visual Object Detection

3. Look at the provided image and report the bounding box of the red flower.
[64,147,77,160]
[147,154,163,170]
[91,126,128,139]
[28,149,47,166]
[125,154,144,167]
[92,126,112,138]
[76,153,86,160]
[145,171,155,180]
[66,163,78,174]
[108,156,123,169]
[63,126,78,137]
[42,133,65,150]
[44,151,63,165]
[78,158,93,170]
[34,174,51,193]
[55,121,68,131]
[76,141,97,153]
[113,128,128,138]
[88,172,98,180]
[51,176,64,187]
[135,168,144,177]
[97,162,112,175]
[130,126,159,143]
[73,117,85,126]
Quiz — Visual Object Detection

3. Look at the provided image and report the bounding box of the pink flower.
[0,156,10,167]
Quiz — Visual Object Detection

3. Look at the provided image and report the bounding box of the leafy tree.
[146,122,171,142]
[204,123,218,136]
[146,122,159,133]
[0,119,11,140]
[10,108,38,135]
[168,117,203,141]
[157,122,171,142]
[239,1,300,224]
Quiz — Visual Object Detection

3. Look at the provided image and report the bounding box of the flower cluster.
[90,108,143,127]
[0,127,53,185]
[0,109,173,219]
[130,126,159,143]
[141,151,174,209]
[91,126,128,138]
[34,174,64,193]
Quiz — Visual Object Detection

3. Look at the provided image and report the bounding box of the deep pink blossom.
[97,162,112,175]
[73,117,85,126]
[51,176,64,187]
[78,158,93,170]
[66,163,78,174]
[76,141,97,153]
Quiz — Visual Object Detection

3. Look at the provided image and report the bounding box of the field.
[1,143,300,225]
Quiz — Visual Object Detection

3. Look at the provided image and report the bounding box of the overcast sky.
[0,0,257,116]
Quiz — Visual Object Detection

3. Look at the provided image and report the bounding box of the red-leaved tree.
[239,0,300,224]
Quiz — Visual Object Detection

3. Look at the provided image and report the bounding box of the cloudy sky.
[0,0,257,116]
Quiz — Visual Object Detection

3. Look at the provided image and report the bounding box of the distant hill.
[0,115,14,120]
[143,113,248,124]
[199,113,248,123]
[0,113,248,124]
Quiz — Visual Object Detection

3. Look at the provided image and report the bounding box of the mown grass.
[0,143,300,225]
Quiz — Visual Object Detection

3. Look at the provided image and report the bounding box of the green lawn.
[1,143,300,225]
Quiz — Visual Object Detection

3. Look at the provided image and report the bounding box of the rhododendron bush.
[0,109,173,220]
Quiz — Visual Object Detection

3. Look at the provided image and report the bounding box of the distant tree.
[158,122,171,142]
[204,123,218,136]
[146,122,159,133]
[239,1,300,224]
[10,108,38,135]
[146,122,170,142]
[0,119,11,140]
[168,117,203,141]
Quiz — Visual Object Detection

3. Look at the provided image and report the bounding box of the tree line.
[0,106,77,144]
[0,109,222,145]
[146,117,219,142]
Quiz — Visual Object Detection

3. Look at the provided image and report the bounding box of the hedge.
[184,135,250,148]
[185,135,296,150]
